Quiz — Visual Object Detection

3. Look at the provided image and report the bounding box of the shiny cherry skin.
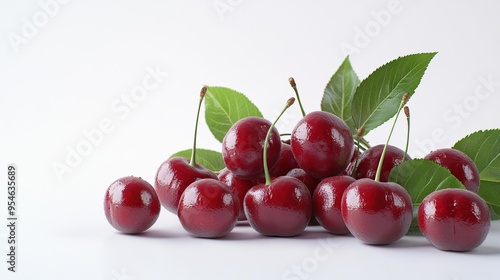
[291,111,354,179]
[155,157,217,214]
[352,144,410,182]
[424,148,480,193]
[286,168,322,195]
[218,168,263,221]
[270,143,299,177]
[418,188,490,251]
[313,175,356,235]
[341,178,413,244]
[222,116,282,179]
[178,178,239,238]
[244,176,312,236]
[104,176,161,234]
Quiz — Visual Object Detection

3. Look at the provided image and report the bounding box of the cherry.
[178,178,239,238]
[218,167,263,221]
[244,98,312,236]
[269,142,299,177]
[351,144,410,182]
[286,168,321,195]
[341,93,413,245]
[424,148,480,193]
[104,176,161,234]
[244,176,312,236]
[222,116,282,179]
[291,111,354,179]
[313,175,356,235]
[341,178,413,244]
[155,87,217,214]
[418,188,490,251]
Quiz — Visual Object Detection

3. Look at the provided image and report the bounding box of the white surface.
[1,0,500,279]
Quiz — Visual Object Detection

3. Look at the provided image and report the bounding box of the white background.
[1,0,500,279]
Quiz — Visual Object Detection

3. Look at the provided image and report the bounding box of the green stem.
[289,77,306,117]
[263,98,295,185]
[189,87,206,167]
[402,106,410,162]
[374,93,409,182]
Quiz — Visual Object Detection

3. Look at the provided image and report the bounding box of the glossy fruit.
[351,144,410,182]
[270,143,299,177]
[341,178,413,244]
[291,111,354,179]
[218,167,263,221]
[244,176,312,236]
[178,178,239,238]
[155,157,217,214]
[418,188,490,251]
[286,168,322,195]
[104,176,161,234]
[424,148,480,193]
[222,116,282,179]
[313,175,356,234]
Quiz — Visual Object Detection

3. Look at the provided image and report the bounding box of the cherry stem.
[263,97,295,185]
[402,106,410,162]
[374,93,409,182]
[289,77,306,117]
[189,86,207,167]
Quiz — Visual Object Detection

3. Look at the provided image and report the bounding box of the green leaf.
[204,86,263,142]
[321,56,360,134]
[452,129,500,207]
[489,204,500,220]
[352,52,437,135]
[388,158,466,205]
[452,129,500,183]
[170,148,225,172]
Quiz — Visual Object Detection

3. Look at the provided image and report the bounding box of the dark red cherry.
[270,143,299,177]
[424,148,480,193]
[104,176,161,234]
[291,111,354,179]
[286,168,321,195]
[352,144,410,182]
[341,178,413,244]
[178,178,239,238]
[244,176,312,237]
[313,175,356,235]
[218,167,263,221]
[418,188,490,251]
[222,116,282,179]
[155,157,217,214]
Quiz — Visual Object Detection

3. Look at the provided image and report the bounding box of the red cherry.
[352,144,410,182]
[178,178,239,238]
[270,143,299,177]
[155,157,217,214]
[244,176,312,237]
[313,175,356,235]
[218,167,263,221]
[424,148,480,193]
[104,176,161,234]
[341,178,413,244]
[222,116,282,179]
[286,168,322,195]
[418,188,490,251]
[291,111,354,179]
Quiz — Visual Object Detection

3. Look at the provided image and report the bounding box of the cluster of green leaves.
[170,52,500,220]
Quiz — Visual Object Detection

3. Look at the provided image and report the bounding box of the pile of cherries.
[104,87,490,252]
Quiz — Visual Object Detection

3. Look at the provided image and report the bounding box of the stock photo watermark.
[410,74,499,158]
[7,0,72,53]
[340,0,403,56]
[6,164,18,273]
[213,0,243,21]
[282,237,341,280]
[51,65,169,182]
[110,268,135,280]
